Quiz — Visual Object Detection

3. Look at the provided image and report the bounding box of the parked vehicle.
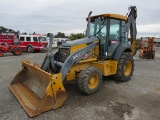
[139,37,155,59]
[19,34,48,52]
[50,38,68,47]
[9,6,138,117]
[0,43,22,57]
[0,33,48,53]
[0,33,19,46]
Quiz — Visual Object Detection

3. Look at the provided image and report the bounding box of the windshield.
[39,36,47,42]
[88,17,107,37]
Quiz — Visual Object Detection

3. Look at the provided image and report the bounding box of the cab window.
[26,37,31,41]
[109,19,120,40]
[33,37,38,42]
[20,37,25,41]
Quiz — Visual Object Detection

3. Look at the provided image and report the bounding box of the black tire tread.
[78,66,102,95]
[114,53,134,82]
[12,47,22,56]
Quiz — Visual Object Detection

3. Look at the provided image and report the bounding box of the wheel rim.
[88,74,98,89]
[28,47,32,52]
[16,49,21,55]
[124,60,132,76]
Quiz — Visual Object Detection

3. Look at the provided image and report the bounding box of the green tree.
[17,30,20,34]
[22,32,27,35]
[0,26,8,33]
[68,33,85,40]
[54,32,66,38]
[8,29,15,33]
[0,26,16,33]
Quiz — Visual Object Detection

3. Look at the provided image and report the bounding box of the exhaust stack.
[87,11,92,38]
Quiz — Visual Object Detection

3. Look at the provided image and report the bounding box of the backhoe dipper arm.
[125,6,138,55]
[125,6,137,42]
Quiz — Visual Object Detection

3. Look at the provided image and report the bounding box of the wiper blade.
[94,22,105,36]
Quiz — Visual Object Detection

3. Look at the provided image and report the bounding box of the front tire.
[78,66,102,95]
[114,53,134,82]
[12,47,22,56]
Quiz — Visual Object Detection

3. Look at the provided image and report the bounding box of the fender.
[113,44,132,60]
[27,44,34,48]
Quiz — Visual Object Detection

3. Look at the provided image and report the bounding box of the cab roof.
[86,13,127,21]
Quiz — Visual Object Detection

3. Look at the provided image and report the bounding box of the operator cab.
[87,14,128,58]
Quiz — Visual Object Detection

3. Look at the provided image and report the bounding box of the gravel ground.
[0,48,160,120]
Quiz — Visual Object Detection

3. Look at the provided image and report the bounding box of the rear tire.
[12,47,22,56]
[113,53,134,82]
[78,66,102,95]
[26,46,34,53]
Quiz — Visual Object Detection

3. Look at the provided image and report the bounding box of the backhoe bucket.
[8,61,67,117]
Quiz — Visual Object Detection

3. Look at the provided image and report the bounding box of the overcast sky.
[0,0,160,37]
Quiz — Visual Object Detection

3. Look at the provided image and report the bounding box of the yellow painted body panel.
[91,60,118,76]
[70,40,99,59]
[87,13,127,21]
[66,60,118,81]
[66,63,91,80]
[70,44,87,54]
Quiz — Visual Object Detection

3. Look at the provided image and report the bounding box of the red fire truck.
[19,34,48,52]
[0,33,19,46]
[0,33,48,52]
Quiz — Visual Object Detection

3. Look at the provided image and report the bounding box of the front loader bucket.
[8,61,67,117]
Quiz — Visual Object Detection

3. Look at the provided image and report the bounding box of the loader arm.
[41,34,99,81]
[41,34,56,71]
[59,42,98,81]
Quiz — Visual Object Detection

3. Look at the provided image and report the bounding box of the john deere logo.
[73,54,80,60]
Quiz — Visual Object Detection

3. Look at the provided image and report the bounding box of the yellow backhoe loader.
[8,6,137,117]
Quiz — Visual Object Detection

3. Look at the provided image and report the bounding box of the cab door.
[33,37,39,50]
[19,36,26,50]
[107,19,121,57]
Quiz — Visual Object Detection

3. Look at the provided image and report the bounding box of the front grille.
[59,47,70,63]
